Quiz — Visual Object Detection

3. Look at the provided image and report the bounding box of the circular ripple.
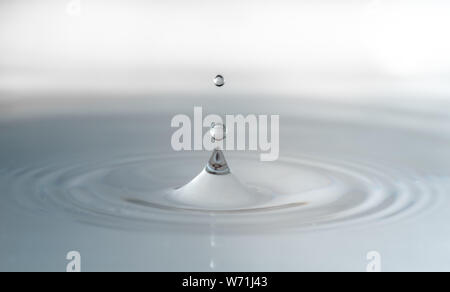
[0,153,441,232]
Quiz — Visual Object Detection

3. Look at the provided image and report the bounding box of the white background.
[1,0,450,102]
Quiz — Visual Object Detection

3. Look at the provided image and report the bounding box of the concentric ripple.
[0,152,441,232]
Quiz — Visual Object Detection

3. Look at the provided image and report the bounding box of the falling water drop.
[214,75,225,87]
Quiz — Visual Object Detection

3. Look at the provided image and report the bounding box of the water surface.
[0,96,449,271]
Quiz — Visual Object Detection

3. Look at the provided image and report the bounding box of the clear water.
[210,123,226,142]
[214,75,225,87]
[1,97,449,271]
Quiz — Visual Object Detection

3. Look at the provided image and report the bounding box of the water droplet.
[210,123,226,142]
[214,75,225,87]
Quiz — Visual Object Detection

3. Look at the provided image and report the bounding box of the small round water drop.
[214,75,225,87]
[210,123,226,142]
